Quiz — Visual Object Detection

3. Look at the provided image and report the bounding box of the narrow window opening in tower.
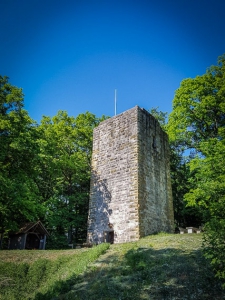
[152,136,157,149]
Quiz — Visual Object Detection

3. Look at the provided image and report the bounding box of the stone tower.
[87,106,174,244]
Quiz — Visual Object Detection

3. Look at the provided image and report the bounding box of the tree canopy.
[0,76,43,234]
[0,75,107,248]
[167,54,225,285]
[37,111,107,247]
[167,54,225,152]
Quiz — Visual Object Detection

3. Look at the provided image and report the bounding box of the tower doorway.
[104,231,114,244]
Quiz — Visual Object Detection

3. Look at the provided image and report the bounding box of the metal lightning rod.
[114,89,117,116]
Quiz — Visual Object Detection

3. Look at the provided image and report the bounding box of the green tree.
[167,54,225,151]
[185,135,225,285]
[0,76,43,237]
[185,136,225,215]
[167,54,225,218]
[149,107,168,129]
[169,145,203,228]
[0,75,108,248]
[37,111,107,248]
[167,54,225,284]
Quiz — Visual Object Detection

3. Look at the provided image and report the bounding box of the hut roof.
[16,221,49,236]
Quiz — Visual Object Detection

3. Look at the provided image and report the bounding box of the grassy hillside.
[0,243,110,300]
[0,234,224,300]
[59,233,224,300]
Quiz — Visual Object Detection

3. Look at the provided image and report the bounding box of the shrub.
[203,217,225,287]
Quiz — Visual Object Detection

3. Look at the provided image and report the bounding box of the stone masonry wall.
[137,108,174,236]
[87,106,174,244]
[87,107,140,244]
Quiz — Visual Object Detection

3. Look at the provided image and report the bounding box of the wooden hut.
[8,221,49,250]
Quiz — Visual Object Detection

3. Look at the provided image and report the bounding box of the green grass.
[0,234,224,300]
[0,248,88,264]
[59,234,225,300]
[0,243,110,300]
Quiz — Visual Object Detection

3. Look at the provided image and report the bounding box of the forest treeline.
[0,77,107,248]
[1,54,225,284]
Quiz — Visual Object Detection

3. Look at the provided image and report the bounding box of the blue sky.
[1,0,225,122]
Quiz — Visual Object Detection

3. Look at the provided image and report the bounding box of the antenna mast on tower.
[114,89,117,116]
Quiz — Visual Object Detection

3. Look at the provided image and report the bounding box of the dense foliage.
[167,54,225,150]
[169,145,203,228]
[0,76,42,234]
[37,111,106,247]
[0,75,107,248]
[167,54,225,285]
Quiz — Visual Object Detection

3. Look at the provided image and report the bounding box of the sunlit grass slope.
[0,234,224,300]
[59,234,224,300]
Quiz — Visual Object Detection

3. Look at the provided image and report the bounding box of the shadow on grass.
[34,246,225,300]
